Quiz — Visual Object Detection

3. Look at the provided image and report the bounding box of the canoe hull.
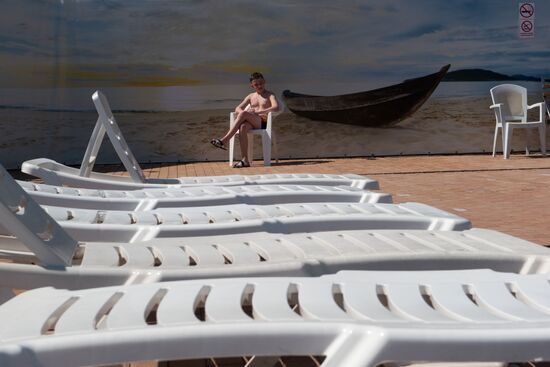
[282,64,450,127]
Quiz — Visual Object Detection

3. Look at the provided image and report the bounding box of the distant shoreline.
[443,68,541,82]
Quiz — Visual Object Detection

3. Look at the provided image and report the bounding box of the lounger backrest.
[80,91,146,183]
[0,165,78,267]
[490,84,527,120]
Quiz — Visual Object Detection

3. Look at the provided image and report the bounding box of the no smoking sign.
[519,2,535,38]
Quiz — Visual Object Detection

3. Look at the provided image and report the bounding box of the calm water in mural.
[0,81,543,112]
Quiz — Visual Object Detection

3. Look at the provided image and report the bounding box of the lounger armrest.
[489,103,502,110]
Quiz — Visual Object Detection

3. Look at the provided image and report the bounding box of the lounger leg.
[539,125,547,156]
[492,125,499,157]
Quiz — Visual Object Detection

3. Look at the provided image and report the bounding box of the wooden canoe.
[282,64,450,127]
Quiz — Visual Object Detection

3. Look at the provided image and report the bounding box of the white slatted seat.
[22,157,378,190]
[1,270,550,367]
[21,91,379,190]
[18,180,391,211]
[32,200,471,243]
[1,225,550,290]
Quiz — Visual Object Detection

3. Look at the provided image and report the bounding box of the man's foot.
[233,159,250,168]
[210,138,227,150]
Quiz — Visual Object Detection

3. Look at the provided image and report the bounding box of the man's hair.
[249,72,264,82]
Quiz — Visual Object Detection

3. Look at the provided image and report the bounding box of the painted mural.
[0,0,549,169]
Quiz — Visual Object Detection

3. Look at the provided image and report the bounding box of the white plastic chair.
[228,100,284,167]
[20,180,392,211]
[1,269,550,367]
[490,84,546,159]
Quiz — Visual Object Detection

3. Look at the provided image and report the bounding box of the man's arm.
[235,94,252,113]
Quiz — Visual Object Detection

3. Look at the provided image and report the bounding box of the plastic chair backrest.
[0,165,78,266]
[80,91,147,183]
[490,84,527,120]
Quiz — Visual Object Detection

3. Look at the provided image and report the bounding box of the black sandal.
[210,138,227,150]
[233,159,250,168]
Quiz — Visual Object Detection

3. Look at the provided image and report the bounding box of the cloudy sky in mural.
[0,0,549,87]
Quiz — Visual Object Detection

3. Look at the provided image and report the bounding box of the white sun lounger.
[2,165,469,243]
[36,200,471,243]
[1,227,549,290]
[3,165,549,291]
[21,92,379,190]
[19,180,392,211]
[1,269,550,367]
[22,157,378,190]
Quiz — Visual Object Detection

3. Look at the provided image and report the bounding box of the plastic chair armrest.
[490,103,505,124]
[527,102,544,110]
[527,102,546,122]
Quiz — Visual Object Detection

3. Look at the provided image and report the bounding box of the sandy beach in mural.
[1,94,548,169]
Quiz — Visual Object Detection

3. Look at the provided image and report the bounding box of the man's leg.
[239,122,253,163]
[220,111,262,144]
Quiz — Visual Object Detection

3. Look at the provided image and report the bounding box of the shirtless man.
[210,72,279,168]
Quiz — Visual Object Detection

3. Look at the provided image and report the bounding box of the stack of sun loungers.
[1,92,549,367]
